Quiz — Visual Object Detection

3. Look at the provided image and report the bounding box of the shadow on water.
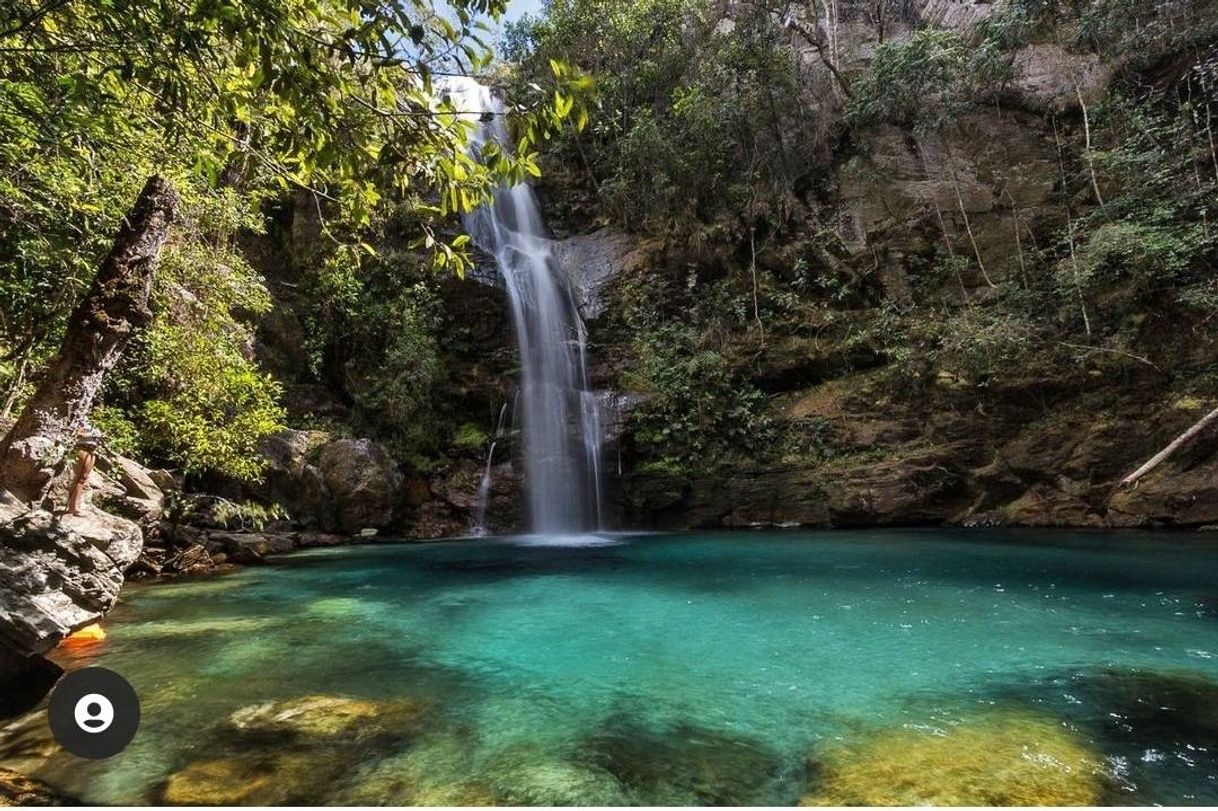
[978,666,1218,804]
[571,710,799,805]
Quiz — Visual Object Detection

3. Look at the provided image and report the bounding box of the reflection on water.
[2,529,1218,805]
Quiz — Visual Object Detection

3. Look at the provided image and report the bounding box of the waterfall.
[472,403,510,536]
[443,78,606,535]
[471,440,496,537]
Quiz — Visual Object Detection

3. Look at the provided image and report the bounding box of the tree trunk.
[0,176,178,502]
[1119,405,1218,489]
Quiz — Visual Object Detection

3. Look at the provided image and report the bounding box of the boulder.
[95,453,165,522]
[205,532,296,561]
[317,439,404,534]
[226,694,427,744]
[0,502,141,656]
[228,695,384,741]
[160,543,215,576]
[256,429,333,529]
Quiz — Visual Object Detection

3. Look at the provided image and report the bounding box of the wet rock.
[550,229,650,320]
[0,767,76,806]
[800,712,1106,806]
[293,531,348,549]
[1108,462,1218,527]
[623,467,829,530]
[0,711,61,776]
[206,531,295,561]
[317,439,404,534]
[993,486,1106,528]
[334,735,499,806]
[0,502,141,656]
[1053,668,1218,755]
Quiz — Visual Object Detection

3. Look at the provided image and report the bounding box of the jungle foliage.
[509,0,1218,469]
[0,0,586,479]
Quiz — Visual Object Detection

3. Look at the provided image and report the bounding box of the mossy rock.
[226,694,427,744]
[800,713,1106,806]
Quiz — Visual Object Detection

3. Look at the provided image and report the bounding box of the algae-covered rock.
[160,752,338,805]
[800,713,1106,806]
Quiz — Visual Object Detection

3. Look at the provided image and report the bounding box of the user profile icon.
[48,667,139,759]
[73,693,115,733]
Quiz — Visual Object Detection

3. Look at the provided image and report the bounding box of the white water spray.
[444,78,606,534]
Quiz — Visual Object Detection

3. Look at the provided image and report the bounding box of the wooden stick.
[1119,405,1218,488]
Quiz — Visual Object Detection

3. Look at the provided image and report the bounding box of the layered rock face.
[564,7,1218,533]
[0,496,141,658]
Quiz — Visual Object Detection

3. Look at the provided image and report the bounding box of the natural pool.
[3,529,1218,805]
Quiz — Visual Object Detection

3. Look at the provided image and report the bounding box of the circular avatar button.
[47,667,139,759]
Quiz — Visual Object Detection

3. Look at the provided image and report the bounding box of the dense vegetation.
[2,0,1216,506]
[505,0,1218,473]
[0,0,585,485]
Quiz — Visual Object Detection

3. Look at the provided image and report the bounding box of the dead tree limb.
[1119,405,1218,488]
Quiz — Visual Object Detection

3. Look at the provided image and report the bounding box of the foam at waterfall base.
[509,533,622,547]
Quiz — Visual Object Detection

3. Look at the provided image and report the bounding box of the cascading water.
[472,403,510,536]
[444,78,606,535]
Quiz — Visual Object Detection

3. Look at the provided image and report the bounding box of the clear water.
[5,530,1218,804]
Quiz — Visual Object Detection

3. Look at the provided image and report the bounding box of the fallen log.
[1119,404,1218,489]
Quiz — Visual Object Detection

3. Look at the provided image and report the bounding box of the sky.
[500,0,545,24]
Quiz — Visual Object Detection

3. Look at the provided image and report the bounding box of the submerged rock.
[576,715,785,805]
[160,752,340,805]
[0,711,61,776]
[0,767,76,806]
[227,694,426,744]
[489,758,630,807]
[334,735,499,806]
[800,713,1106,806]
